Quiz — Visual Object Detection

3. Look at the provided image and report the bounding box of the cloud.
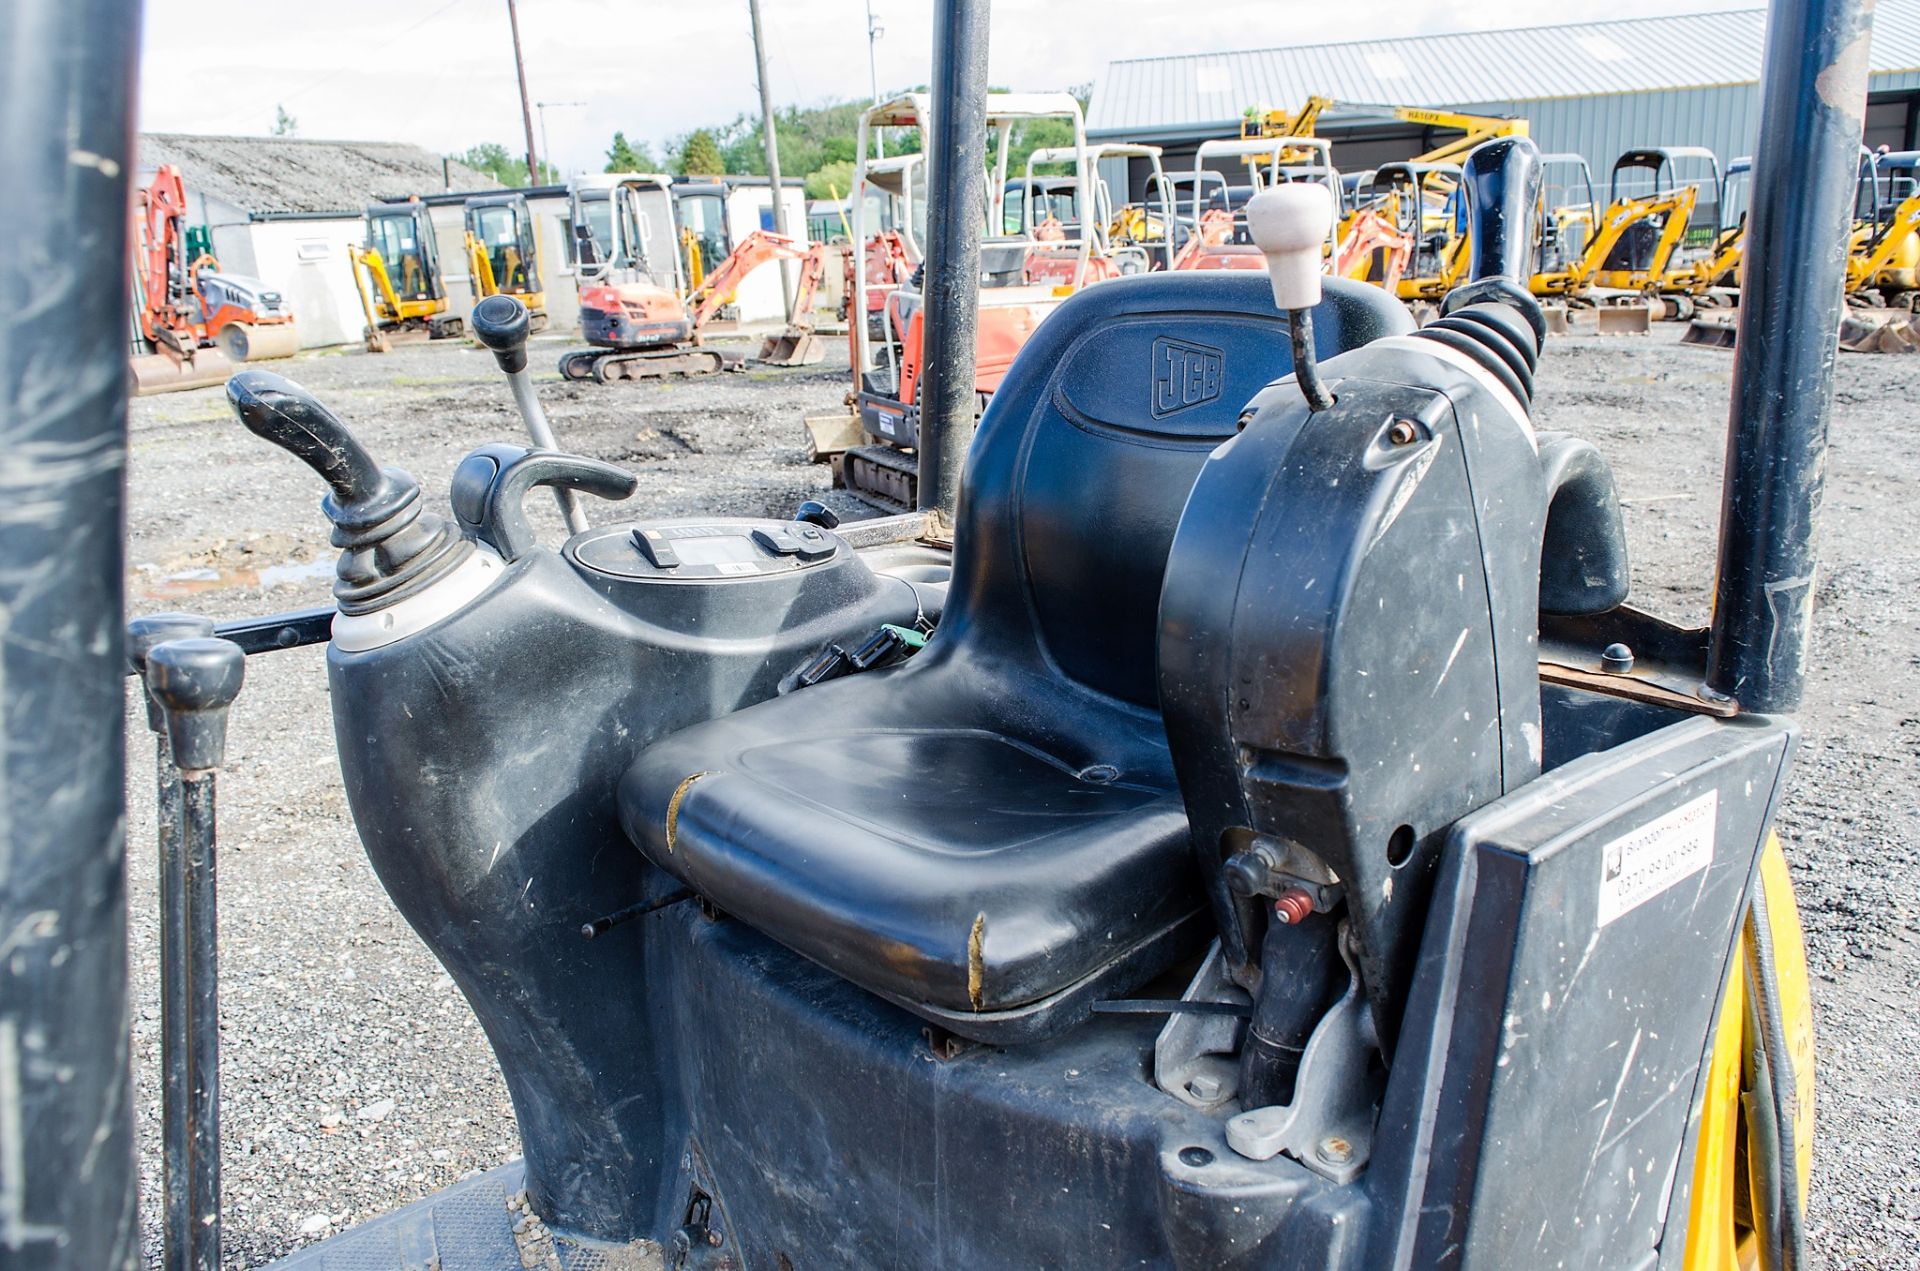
[139,0,1759,175]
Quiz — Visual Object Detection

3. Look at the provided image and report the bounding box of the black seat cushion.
[618,273,1412,1040]
[621,675,1194,1023]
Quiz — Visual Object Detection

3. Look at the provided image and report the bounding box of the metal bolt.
[1601,642,1635,674]
[1317,1135,1353,1165]
[1188,1073,1223,1101]
[1273,888,1315,925]
[1388,419,1419,446]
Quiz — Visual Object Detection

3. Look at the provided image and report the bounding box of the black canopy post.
[0,0,144,1266]
[915,0,991,534]
[1707,0,1873,711]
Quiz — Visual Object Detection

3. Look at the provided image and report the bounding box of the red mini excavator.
[559,175,826,383]
[131,163,299,394]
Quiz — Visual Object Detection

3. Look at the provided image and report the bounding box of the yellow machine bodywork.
[353,246,441,326]
[1681,836,1815,1270]
[1532,187,1700,296]
[1845,192,1920,296]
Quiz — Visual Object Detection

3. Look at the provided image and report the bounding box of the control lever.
[1440,135,1548,340]
[227,370,472,616]
[1246,184,1336,413]
[126,613,215,1271]
[144,636,247,1271]
[450,444,638,562]
[470,294,588,535]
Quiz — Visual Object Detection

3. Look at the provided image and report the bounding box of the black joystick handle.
[128,613,217,733]
[227,370,395,512]
[794,500,840,530]
[226,369,471,615]
[1440,137,1548,341]
[471,294,530,375]
[468,295,587,534]
[146,638,246,775]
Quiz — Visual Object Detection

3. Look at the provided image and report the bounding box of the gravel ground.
[124,325,1918,1268]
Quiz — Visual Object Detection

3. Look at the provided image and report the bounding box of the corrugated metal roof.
[1089,3,1920,133]
[138,134,502,216]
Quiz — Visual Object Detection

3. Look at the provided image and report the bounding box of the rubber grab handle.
[450,444,638,560]
[227,369,390,508]
[1442,136,1547,342]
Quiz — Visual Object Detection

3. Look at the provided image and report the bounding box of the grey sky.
[139,0,1759,174]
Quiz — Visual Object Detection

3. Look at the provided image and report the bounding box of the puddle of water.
[140,556,334,599]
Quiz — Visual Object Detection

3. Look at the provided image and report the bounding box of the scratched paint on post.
[1597,790,1718,927]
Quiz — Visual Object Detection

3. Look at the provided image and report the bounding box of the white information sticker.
[1597,790,1719,927]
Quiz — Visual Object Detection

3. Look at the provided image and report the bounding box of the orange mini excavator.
[130,163,299,394]
[559,175,825,383]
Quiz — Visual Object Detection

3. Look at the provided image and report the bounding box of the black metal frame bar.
[1708,0,1873,712]
[913,0,991,532]
[0,2,144,1266]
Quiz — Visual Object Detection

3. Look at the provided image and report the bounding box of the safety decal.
[1597,790,1718,927]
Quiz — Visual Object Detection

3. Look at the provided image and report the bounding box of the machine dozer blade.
[803,408,864,462]
[757,329,826,366]
[215,321,300,362]
[1681,315,1740,348]
[1595,303,1653,335]
[1542,305,1573,335]
[131,349,235,396]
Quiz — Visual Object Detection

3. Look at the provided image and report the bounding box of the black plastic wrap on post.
[915,0,991,529]
[1708,0,1874,712]
[0,1,144,1267]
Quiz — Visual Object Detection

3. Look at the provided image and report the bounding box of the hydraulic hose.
[1743,881,1807,1271]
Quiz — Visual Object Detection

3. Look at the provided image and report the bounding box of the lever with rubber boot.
[227,369,474,617]
[470,294,588,535]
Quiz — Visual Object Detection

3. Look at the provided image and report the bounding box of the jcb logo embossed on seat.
[1150,337,1225,418]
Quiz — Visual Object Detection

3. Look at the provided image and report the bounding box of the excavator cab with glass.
[464,192,546,326]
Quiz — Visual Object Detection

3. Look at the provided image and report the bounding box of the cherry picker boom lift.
[5,0,1864,1267]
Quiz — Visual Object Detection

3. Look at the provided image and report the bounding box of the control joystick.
[226,369,472,616]
[1246,183,1337,412]
[471,295,587,534]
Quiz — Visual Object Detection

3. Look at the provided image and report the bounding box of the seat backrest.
[930,272,1412,710]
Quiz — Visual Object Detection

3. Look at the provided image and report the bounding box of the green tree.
[680,129,726,176]
[272,104,298,137]
[805,160,856,201]
[605,131,657,173]
[452,143,557,188]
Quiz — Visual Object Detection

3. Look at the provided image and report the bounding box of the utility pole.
[506,0,542,185]
[867,0,885,157]
[747,0,795,316]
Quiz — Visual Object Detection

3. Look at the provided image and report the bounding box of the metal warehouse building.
[1087,3,1920,195]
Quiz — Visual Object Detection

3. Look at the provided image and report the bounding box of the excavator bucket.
[1681,316,1740,349]
[130,349,235,396]
[757,328,826,366]
[215,321,300,363]
[1595,304,1653,335]
[1839,310,1920,352]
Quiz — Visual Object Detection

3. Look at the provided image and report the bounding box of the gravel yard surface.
[124,324,1918,1267]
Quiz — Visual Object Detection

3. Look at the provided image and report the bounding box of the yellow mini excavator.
[464,192,547,329]
[350,199,463,353]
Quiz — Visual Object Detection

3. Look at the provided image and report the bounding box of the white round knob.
[1246,183,1333,311]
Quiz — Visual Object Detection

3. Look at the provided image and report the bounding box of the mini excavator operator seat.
[618,136,1627,1049]
[619,264,1412,1045]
